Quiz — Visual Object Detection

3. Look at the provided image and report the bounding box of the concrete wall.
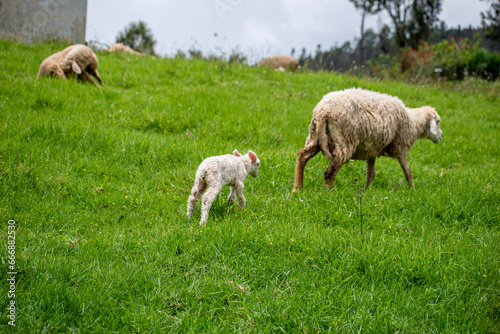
[0,0,87,43]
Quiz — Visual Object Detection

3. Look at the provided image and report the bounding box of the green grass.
[0,40,499,333]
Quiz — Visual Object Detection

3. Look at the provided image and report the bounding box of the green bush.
[468,48,500,80]
[371,37,500,81]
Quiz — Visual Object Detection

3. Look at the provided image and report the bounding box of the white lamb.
[187,150,260,225]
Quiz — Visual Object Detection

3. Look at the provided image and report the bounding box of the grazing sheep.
[38,44,103,86]
[187,150,261,225]
[107,43,144,56]
[293,88,442,192]
[258,55,299,72]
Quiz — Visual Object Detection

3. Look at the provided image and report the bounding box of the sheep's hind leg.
[228,186,237,205]
[200,185,222,224]
[187,180,207,219]
[323,157,344,190]
[397,155,414,189]
[364,158,376,190]
[293,144,320,192]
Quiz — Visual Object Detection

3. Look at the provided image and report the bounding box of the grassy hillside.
[0,40,499,333]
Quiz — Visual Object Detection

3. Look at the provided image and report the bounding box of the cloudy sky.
[86,0,490,63]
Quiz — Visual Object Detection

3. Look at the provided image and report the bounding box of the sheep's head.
[46,63,66,79]
[60,61,83,76]
[246,151,260,178]
[425,107,442,144]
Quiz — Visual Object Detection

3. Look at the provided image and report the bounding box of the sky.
[86,0,491,63]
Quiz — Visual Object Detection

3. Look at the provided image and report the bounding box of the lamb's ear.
[429,118,438,137]
[233,149,242,157]
[71,62,82,74]
[248,151,257,162]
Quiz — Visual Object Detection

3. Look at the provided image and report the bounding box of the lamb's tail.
[316,117,333,160]
[187,169,207,219]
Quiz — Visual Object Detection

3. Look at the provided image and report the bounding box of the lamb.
[38,44,103,87]
[293,88,442,192]
[258,55,299,73]
[107,43,144,56]
[187,150,261,225]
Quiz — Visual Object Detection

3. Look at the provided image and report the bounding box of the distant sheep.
[38,44,103,86]
[258,55,299,72]
[107,43,143,56]
[187,150,261,225]
[293,88,442,191]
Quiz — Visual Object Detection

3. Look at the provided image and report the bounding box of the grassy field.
[0,40,499,333]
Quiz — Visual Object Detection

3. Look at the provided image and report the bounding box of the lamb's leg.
[293,144,320,192]
[228,186,237,205]
[187,179,207,219]
[365,158,376,190]
[234,181,246,208]
[200,185,222,224]
[397,155,414,188]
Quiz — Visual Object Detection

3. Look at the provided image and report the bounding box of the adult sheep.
[38,44,103,87]
[258,55,299,72]
[107,43,143,56]
[293,88,442,192]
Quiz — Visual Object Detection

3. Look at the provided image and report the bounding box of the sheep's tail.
[316,117,333,160]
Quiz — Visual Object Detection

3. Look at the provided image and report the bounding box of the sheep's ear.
[72,62,82,74]
[429,118,438,136]
[233,149,242,157]
[248,151,257,162]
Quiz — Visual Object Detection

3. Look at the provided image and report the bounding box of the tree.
[407,0,442,48]
[116,21,156,55]
[376,0,442,48]
[348,0,381,66]
[481,0,500,43]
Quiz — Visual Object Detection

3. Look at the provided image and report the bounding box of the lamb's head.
[237,150,260,178]
[423,107,442,144]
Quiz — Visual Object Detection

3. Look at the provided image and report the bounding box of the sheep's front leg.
[293,144,320,192]
[200,185,222,224]
[234,181,246,208]
[90,69,103,85]
[364,158,376,190]
[227,186,237,205]
[397,155,414,189]
[79,70,100,87]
